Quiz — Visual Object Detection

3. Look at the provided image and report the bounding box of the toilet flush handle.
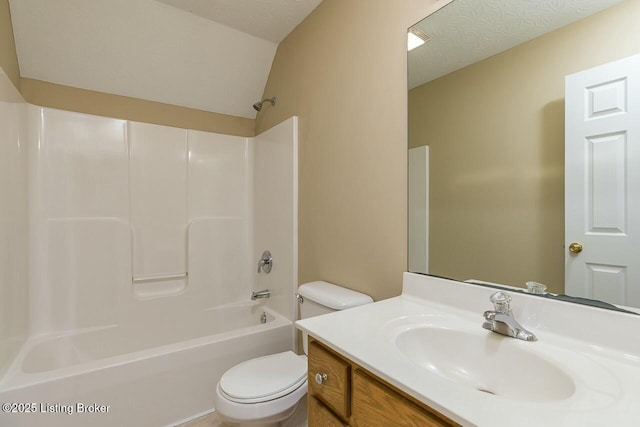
[315,373,328,385]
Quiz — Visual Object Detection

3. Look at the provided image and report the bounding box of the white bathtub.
[0,303,293,427]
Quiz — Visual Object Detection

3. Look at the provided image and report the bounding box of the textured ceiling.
[9,0,322,119]
[156,0,323,43]
[409,0,626,90]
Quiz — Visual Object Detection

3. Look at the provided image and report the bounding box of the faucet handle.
[257,250,273,273]
[489,291,512,314]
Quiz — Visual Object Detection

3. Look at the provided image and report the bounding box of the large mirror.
[408,0,640,310]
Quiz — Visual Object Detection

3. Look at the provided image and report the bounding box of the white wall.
[0,68,28,376]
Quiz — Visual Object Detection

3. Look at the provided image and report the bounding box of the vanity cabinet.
[309,396,348,427]
[308,339,458,427]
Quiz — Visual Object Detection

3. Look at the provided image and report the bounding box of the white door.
[565,54,640,306]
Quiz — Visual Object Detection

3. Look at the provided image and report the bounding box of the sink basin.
[395,327,575,402]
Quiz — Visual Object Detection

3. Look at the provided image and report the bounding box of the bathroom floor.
[178,412,228,427]
[177,400,308,427]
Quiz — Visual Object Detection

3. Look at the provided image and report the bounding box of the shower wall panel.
[129,122,188,298]
[0,95,298,382]
[129,123,188,280]
[29,108,253,335]
[29,108,130,333]
[0,73,28,377]
[253,117,298,323]
[187,130,252,307]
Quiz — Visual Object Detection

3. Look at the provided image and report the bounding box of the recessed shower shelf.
[132,272,188,283]
[132,272,188,300]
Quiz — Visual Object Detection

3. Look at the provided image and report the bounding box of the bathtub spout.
[251,289,271,300]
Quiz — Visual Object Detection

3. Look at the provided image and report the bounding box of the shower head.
[253,97,276,112]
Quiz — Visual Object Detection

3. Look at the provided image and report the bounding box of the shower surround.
[0,83,298,427]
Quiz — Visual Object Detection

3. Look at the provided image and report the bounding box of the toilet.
[213,281,373,426]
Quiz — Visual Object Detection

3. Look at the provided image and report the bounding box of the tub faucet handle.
[257,250,273,273]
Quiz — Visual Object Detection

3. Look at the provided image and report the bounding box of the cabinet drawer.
[308,340,351,419]
[309,396,348,427]
[352,370,457,427]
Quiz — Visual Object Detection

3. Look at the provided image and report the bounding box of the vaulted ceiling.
[9,0,322,119]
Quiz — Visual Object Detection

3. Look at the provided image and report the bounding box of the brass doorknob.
[569,242,583,254]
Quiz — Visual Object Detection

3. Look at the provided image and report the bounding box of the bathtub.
[0,303,293,427]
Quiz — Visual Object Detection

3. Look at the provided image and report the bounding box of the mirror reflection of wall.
[408,0,640,297]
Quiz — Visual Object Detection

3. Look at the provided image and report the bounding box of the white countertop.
[296,273,640,426]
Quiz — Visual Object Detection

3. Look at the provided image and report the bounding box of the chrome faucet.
[251,289,271,300]
[482,292,537,342]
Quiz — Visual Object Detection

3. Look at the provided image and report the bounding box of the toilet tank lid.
[298,281,373,310]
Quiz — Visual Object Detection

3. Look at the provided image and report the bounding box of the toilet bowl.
[213,351,307,426]
[213,281,373,426]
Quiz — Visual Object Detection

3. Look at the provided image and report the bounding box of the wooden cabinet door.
[308,341,351,419]
[309,396,348,427]
[351,370,456,427]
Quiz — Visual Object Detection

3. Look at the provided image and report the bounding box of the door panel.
[565,53,640,307]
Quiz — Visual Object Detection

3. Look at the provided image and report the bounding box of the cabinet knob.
[315,373,328,385]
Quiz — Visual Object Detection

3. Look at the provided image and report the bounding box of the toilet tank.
[297,281,373,354]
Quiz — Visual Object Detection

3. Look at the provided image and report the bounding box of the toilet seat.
[214,376,308,424]
[219,351,307,404]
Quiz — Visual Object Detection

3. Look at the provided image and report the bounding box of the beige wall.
[256,0,450,300]
[0,0,19,91]
[409,0,640,293]
[21,78,255,137]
